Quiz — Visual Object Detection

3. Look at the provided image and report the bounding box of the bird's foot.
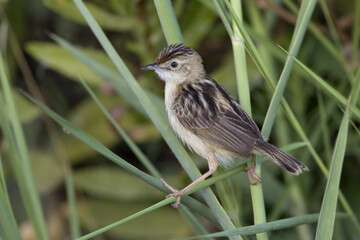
[160,178,185,208]
[245,160,262,185]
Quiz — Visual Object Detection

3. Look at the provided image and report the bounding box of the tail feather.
[254,140,309,175]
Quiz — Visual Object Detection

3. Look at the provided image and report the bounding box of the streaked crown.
[141,44,205,84]
[155,44,199,64]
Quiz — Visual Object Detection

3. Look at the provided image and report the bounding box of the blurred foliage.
[0,0,359,239]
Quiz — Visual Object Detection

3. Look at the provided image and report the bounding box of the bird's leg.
[246,154,262,185]
[161,155,218,208]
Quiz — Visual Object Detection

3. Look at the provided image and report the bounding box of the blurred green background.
[0,0,359,239]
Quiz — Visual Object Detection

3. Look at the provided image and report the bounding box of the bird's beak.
[141,63,159,70]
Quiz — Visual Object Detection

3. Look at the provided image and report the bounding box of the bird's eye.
[170,61,178,68]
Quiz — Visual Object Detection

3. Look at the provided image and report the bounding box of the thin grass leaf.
[76,198,173,240]
[315,100,350,240]
[0,154,22,240]
[260,0,317,140]
[217,3,268,240]
[22,91,219,225]
[280,94,360,233]
[75,163,246,240]
[182,213,348,239]
[350,68,360,108]
[0,194,22,240]
[179,207,215,240]
[318,0,342,50]
[153,0,184,44]
[0,154,10,209]
[231,0,251,115]
[0,53,49,240]
[352,0,360,69]
[283,0,354,82]
[65,169,80,238]
[284,48,360,119]
[79,77,161,178]
[317,91,332,162]
[280,141,308,152]
[219,0,275,90]
[212,0,233,37]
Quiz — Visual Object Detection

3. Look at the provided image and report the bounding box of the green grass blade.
[65,168,80,238]
[153,0,184,44]
[285,49,360,119]
[212,0,233,37]
[317,91,332,162]
[315,101,350,240]
[75,164,246,240]
[352,0,360,69]
[350,68,360,108]
[261,0,317,140]
[218,3,268,239]
[283,0,354,81]
[183,213,348,239]
[231,0,251,115]
[220,0,275,89]
[76,198,173,240]
[0,154,10,209]
[79,77,161,178]
[179,206,215,240]
[0,53,49,240]
[0,155,22,240]
[0,195,22,240]
[318,0,342,51]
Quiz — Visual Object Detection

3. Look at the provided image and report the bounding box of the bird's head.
[141,44,205,84]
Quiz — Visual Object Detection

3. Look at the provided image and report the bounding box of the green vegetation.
[0,0,359,239]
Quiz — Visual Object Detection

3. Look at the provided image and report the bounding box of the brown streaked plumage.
[142,44,309,208]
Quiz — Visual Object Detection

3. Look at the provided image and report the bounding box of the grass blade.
[183,213,348,239]
[315,100,350,239]
[153,0,184,44]
[0,154,21,240]
[284,48,360,119]
[230,0,251,115]
[352,0,360,69]
[0,53,49,240]
[75,164,246,240]
[260,0,317,140]
[0,195,22,240]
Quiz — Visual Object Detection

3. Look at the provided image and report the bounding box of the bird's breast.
[164,83,211,159]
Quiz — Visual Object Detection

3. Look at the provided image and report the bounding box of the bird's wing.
[173,79,262,157]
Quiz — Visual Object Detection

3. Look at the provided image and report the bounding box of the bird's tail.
[254,140,309,175]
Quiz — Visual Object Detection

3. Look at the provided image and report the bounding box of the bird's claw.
[246,159,262,185]
[160,178,184,208]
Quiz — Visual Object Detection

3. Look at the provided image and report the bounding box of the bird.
[142,44,308,208]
